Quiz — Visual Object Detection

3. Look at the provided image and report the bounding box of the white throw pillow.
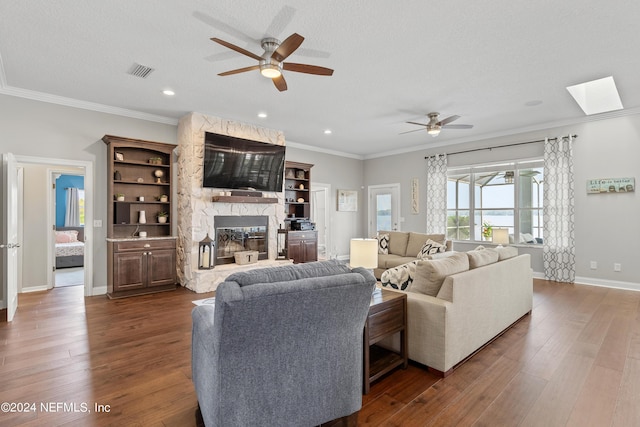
[418,239,447,259]
[377,233,389,255]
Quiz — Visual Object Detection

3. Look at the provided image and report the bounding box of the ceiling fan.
[404,112,473,137]
[211,33,334,92]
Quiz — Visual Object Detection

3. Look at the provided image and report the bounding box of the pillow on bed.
[55,230,79,243]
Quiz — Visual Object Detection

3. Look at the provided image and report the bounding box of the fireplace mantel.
[212,196,279,204]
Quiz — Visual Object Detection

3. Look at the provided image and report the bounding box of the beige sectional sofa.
[380,247,533,376]
[375,230,452,279]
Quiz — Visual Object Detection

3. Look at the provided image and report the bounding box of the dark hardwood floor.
[1,279,639,426]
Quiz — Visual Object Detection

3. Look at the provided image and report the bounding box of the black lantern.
[198,233,214,270]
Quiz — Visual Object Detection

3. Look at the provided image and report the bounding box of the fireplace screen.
[214,216,268,265]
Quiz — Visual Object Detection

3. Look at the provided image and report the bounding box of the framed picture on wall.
[337,189,358,212]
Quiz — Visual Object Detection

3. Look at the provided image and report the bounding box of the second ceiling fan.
[404,112,473,137]
[211,33,334,92]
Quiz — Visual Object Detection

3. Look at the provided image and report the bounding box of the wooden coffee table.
[363,287,408,394]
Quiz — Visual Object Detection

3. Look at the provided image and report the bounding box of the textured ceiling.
[1,0,639,158]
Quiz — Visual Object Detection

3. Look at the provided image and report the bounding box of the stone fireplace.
[176,112,288,292]
[214,215,268,265]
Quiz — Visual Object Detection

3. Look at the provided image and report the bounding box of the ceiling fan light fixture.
[260,64,282,79]
[427,125,441,137]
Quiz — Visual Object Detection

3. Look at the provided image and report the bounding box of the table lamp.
[350,238,378,269]
[492,228,510,245]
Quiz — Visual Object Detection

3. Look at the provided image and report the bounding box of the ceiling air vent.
[127,63,155,79]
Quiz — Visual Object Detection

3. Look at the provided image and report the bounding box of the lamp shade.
[492,228,510,245]
[350,238,378,269]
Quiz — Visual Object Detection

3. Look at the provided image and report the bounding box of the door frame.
[368,183,401,237]
[2,153,19,321]
[16,155,94,297]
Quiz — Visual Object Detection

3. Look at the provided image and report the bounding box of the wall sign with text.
[586,177,635,194]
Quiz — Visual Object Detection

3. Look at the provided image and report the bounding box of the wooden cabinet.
[108,239,177,297]
[284,161,313,220]
[286,231,318,263]
[103,135,178,298]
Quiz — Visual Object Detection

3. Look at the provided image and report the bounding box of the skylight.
[566,76,623,115]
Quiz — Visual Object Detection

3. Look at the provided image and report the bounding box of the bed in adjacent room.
[55,227,85,268]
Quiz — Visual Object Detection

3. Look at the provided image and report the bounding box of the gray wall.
[364,114,640,289]
[285,145,364,258]
[0,94,177,296]
[2,92,638,296]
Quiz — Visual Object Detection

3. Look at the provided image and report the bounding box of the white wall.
[364,113,640,290]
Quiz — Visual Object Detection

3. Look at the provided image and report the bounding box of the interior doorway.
[15,155,93,296]
[51,170,86,288]
[311,183,331,260]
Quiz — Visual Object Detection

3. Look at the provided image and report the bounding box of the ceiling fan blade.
[272,33,304,62]
[273,74,288,92]
[443,124,474,129]
[283,62,334,76]
[406,121,428,127]
[218,65,260,76]
[211,38,263,61]
[437,115,460,126]
[400,128,426,135]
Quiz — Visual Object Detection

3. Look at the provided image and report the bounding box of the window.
[78,189,85,226]
[447,161,543,244]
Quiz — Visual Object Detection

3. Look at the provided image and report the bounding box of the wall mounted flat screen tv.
[202,132,285,192]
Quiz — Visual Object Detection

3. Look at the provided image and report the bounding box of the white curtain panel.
[425,154,448,234]
[64,187,80,227]
[543,136,576,283]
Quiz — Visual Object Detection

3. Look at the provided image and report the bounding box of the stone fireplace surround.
[177,112,288,293]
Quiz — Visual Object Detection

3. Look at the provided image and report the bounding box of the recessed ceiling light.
[566,76,623,115]
[524,100,543,107]
[258,112,268,118]
[162,89,175,96]
[324,129,332,135]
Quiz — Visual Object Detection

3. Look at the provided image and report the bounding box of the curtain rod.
[424,134,578,159]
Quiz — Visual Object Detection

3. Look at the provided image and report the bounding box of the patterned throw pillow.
[418,239,446,259]
[380,260,419,291]
[377,233,389,255]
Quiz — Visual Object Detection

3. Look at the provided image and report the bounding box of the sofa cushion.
[406,233,446,257]
[379,230,409,256]
[425,251,458,260]
[379,254,417,269]
[380,260,419,291]
[377,233,389,254]
[496,245,519,261]
[418,239,447,259]
[412,252,470,297]
[467,248,499,269]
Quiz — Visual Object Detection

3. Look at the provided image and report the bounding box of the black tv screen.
[202,132,285,192]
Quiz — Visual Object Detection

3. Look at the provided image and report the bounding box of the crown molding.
[286,140,364,160]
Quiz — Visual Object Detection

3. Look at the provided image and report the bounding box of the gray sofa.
[380,247,533,376]
[375,230,452,279]
[192,260,376,427]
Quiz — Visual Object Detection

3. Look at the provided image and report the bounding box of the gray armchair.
[192,260,376,427]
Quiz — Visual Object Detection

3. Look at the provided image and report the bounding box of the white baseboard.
[91,286,107,296]
[533,271,640,292]
[21,285,50,293]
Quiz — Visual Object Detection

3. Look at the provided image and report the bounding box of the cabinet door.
[147,249,176,287]
[302,239,318,262]
[113,251,145,291]
[287,239,304,264]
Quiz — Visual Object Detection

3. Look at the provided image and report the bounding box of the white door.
[368,184,401,237]
[311,183,330,260]
[2,153,20,321]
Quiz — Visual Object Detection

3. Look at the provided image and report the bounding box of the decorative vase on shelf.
[114,170,121,180]
[138,210,147,224]
[158,216,167,224]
